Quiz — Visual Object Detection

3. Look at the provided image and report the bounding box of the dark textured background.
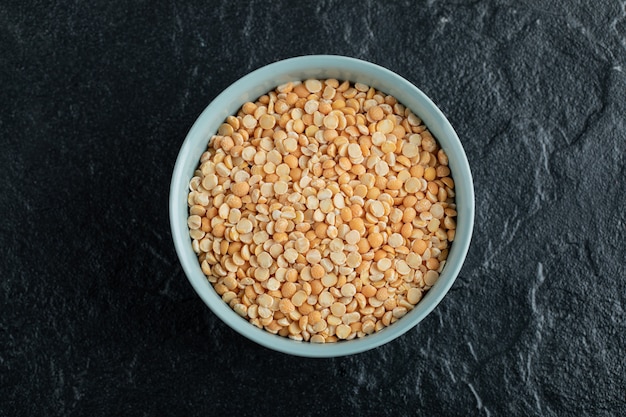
[1,0,625,416]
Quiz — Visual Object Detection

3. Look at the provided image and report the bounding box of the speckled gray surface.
[1,0,625,416]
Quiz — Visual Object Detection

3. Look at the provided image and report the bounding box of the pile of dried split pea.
[187,79,457,343]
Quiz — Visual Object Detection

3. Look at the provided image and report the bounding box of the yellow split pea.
[187,78,457,343]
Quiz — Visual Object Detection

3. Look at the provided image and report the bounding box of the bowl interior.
[170,55,474,357]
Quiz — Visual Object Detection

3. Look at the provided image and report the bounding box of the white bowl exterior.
[170,55,475,357]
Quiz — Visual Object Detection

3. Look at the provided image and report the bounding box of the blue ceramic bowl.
[170,55,474,357]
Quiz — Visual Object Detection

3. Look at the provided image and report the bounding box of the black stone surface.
[1,1,625,416]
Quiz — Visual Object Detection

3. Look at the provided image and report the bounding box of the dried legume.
[188,79,457,342]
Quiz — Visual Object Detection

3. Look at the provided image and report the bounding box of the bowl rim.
[170,54,475,357]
